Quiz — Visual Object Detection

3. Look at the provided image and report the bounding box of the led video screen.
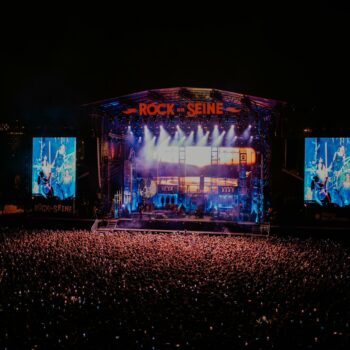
[32,137,76,200]
[304,138,350,207]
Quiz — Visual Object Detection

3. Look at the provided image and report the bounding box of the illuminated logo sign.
[33,203,74,213]
[122,103,241,117]
[158,184,178,194]
[218,186,236,194]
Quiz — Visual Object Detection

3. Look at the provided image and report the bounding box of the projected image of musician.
[310,175,331,206]
[41,155,52,178]
[53,143,67,184]
[62,169,73,198]
[331,145,346,189]
[32,137,76,200]
[305,157,330,202]
[315,157,328,183]
[37,170,54,198]
[304,138,350,207]
[340,172,350,206]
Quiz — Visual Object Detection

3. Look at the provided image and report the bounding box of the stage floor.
[94,217,262,235]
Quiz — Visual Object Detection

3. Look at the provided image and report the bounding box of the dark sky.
[2,5,350,128]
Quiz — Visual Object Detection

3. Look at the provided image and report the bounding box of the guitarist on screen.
[311,175,331,206]
[37,170,54,198]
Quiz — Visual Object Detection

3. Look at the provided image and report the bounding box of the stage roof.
[83,87,283,115]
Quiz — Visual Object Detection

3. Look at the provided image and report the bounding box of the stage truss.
[85,87,280,224]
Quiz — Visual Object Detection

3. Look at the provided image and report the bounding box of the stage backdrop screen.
[32,137,76,200]
[304,137,350,207]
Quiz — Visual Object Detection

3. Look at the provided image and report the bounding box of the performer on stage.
[250,196,259,223]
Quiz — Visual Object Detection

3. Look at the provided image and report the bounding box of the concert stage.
[92,217,270,236]
[85,88,279,225]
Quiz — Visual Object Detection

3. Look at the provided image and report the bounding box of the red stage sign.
[122,102,226,117]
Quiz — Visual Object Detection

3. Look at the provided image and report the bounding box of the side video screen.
[32,137,76,200]
[304,137,350,207]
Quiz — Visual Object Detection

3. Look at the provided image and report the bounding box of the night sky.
[2,6,350,129]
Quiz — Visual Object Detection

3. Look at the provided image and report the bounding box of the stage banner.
[157,184,178,194]
[218,186,235,194]
[33,201,74,214]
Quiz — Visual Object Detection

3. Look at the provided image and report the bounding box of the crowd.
[0,229,350,349]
